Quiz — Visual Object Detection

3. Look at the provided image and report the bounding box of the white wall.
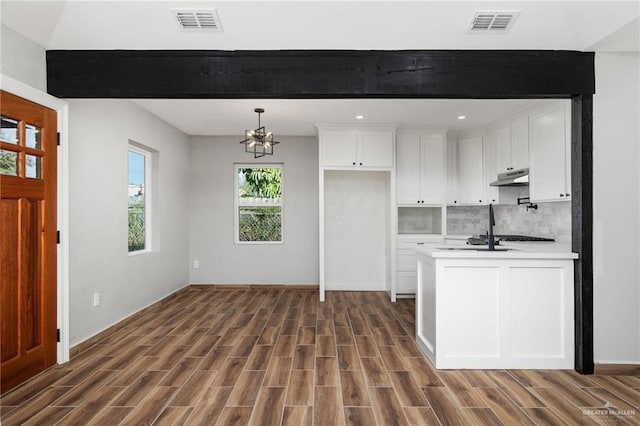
[68,99,190,346]
[188,135,318,285]
[593,52,640,364]
[1,24,46,91]
[324,170,389,290]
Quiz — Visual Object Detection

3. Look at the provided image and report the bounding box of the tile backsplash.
[447,201,571,242]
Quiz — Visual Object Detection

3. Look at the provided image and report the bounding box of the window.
[128,145,150,253]
[235,165,283,243]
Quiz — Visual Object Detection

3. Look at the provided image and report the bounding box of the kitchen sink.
[436,247,514,251]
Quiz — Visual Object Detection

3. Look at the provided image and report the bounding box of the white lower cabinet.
[396,238,442,295]
[416,251,575,369]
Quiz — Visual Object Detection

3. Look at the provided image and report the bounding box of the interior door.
[1,90,57,393]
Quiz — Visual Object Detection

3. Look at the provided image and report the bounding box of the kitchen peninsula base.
[416,245,578,369]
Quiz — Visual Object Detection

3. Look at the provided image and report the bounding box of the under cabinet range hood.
[490,168,529,187]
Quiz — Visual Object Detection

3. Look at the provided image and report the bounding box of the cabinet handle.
[479,200,482,203]
[359,162,363,166]
[454,200,457,204]
[507,167,513,171]
[352,162,356,165]
[560,194,565,197]
[566,193,570,197]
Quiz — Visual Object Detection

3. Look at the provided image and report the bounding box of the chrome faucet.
[488,203,496,251]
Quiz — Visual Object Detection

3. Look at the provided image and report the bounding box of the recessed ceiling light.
[355,115,364,120]
[458,115,467,120]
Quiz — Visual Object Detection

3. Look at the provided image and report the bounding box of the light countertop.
[417,240,578,260]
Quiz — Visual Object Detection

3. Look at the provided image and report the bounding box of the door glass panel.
[0,116,18,144]
[25,155,41,179]
[0,150,18,176]
[25,124,41,150]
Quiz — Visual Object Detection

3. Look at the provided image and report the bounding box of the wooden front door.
[1,90,57,393]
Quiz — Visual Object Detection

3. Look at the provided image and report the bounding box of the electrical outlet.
[93,293,100,307]
[193,260,199,269]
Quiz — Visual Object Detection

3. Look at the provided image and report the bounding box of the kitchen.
[318,98,576,370]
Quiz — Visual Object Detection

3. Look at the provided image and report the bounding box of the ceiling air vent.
[469,11,519,33]
[174,9,222,31]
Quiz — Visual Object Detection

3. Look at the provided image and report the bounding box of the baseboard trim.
[189,284,320,291]
[69,283,318,359]
[69,284,191,359]
[594,363,640,376]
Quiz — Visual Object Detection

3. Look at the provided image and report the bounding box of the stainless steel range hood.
[490,168,529,187]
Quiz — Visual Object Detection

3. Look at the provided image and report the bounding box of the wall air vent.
[469,11,519,32]
[174,9,222,31]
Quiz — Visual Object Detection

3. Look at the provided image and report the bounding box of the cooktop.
[467,234,555,245]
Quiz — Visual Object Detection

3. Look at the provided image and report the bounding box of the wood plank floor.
[1,288,639,425]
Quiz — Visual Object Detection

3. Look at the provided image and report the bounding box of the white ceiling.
[133,98,546,135]
[1,1,637,136]
[1,1,639,51]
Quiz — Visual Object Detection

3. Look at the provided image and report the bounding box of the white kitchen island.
[416,243,578,369]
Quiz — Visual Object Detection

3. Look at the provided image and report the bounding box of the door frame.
[0,74,70,364]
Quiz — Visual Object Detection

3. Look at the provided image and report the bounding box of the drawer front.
[397,250,417,271]
[397,272,417,294]
[397,241,428,250]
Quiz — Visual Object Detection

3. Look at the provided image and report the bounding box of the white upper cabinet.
[319,127,394,169]
[510,116,529,171]
[484,134,499,204]
[359,130,395,168]
[320,129,358,167]
[454,136,485,205]
[446,139,457,205]
[397,134,421,203]
[396,132,445,205]
[494,117,529,173]
[529,104,571,202]
[494,124,511,173]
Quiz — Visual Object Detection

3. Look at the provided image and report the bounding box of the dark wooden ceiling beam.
[46,50,594,99]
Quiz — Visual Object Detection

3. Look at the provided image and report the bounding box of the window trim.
[128,143,152,255]
[234,163,284,245]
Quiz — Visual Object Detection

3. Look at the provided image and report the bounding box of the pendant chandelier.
[239,108,280,158]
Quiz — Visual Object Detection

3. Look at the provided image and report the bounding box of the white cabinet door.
[359,130,394,168]
[446,140,457,205]
[510,116,529,171]
[321,129,358,167]
[420,134,445,204]
[484,134,499,204]
[564,113,572,199]
[529,105,568,202]
[397,272,416,294]
[396,134,421,204]
[494,125,511,173]
[494,119,529,173]
[456,137,485,205]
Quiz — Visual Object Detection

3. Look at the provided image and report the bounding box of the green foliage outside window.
[238,167,282,242]
[128,201,145,251]
[0,151,17,175]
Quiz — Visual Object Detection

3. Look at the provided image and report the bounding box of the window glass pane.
[0,150,18,175]
[25,124,41,149]
[1,116,18,144]
[238,167,282,204]
[128,151,146,252]
[25,155,41,179]
[238,206,282,242]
